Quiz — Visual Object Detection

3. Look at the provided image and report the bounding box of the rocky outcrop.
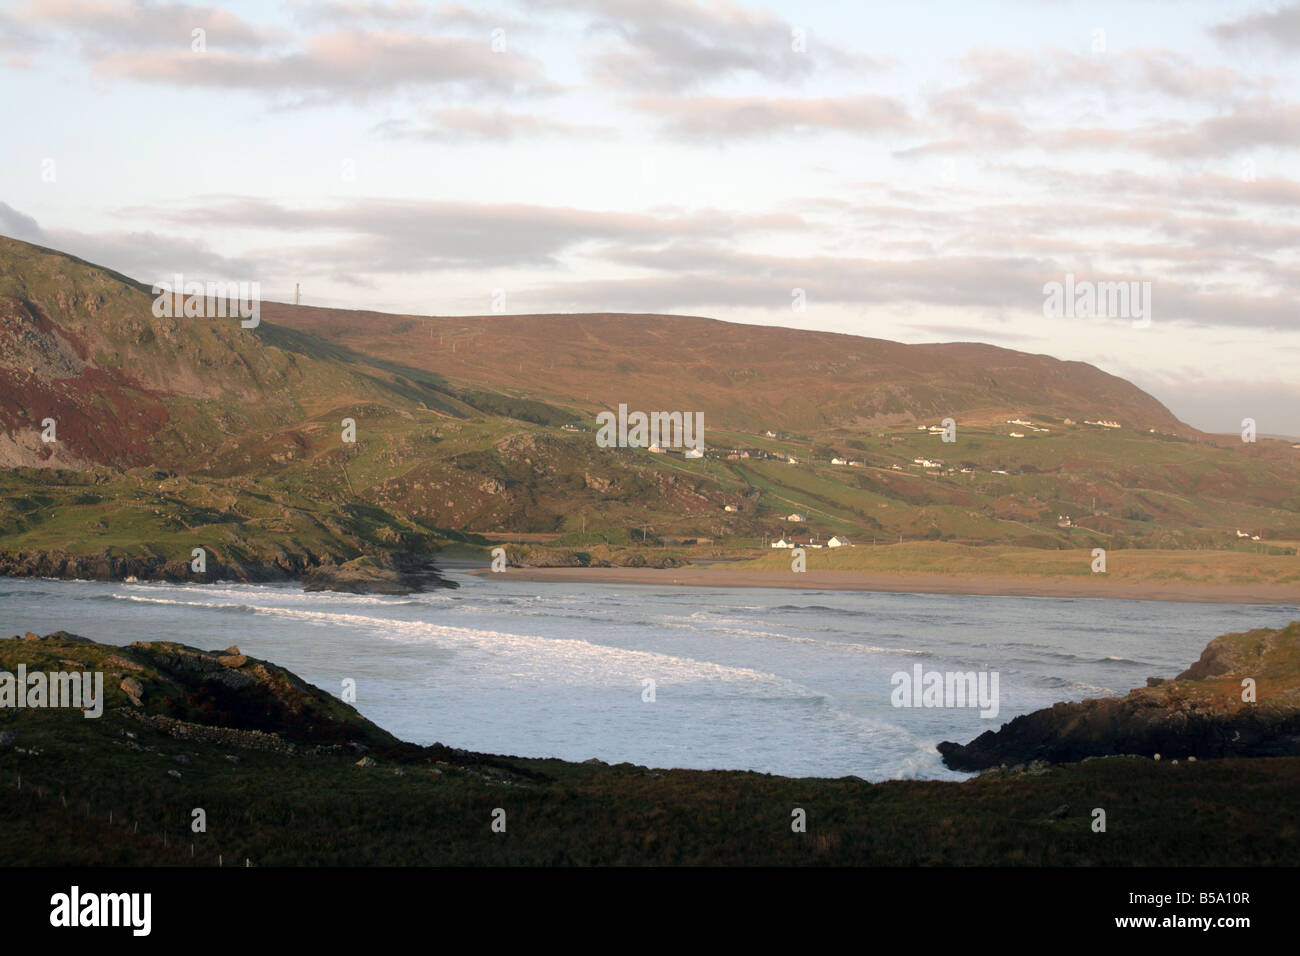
[0,547,456,594]
[938,622,1300,770]
[301,553,456,594]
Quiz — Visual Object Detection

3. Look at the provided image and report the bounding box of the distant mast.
[294,283,300,306]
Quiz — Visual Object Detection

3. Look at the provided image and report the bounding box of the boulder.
[120,677,144,706]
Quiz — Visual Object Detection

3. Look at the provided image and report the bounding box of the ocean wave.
[247,605,810,690]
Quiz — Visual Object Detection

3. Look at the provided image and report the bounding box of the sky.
[0,0,1297,435]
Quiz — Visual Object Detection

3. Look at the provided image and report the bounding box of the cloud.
[7,1,557,103]
[119,197,809,274]
[0,202,258,282]
[95,30,557,103]
[632,92,913,139]
[15,0,269,53]
[516,240,1299,332]
[529,0,888,91]
[374,108,615,142]
[288,1,527,33]
[1212,3,1300,51]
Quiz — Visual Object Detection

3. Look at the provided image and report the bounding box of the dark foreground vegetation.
[1,630,1297,866]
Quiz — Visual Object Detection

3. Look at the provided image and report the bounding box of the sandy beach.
[468,565,1300,605]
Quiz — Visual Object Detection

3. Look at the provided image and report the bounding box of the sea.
[1,573,1295,780]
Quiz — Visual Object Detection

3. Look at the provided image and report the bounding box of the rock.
[1049,803,1070,819]
[938,621,1300,771]
[583,757,606,765]
[120,677,144,706]
[392,767,406,776]
[44,631,91,643]
[23,632,39,641]
[224,754,241,764]
[217,654,247,669]
[0,730,17,750]
[302,554,456,595]
[166,769,181,778]
[224,645,241,655]
[174,754,191,765]
[355,756,376,767]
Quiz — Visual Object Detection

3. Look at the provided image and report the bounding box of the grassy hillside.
[2,234,1300,575]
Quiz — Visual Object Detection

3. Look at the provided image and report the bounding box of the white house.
[828,535,853,548]
[771,538,795,549]
[786,513,807,522]
[831,457,847,465]
[787,456,800,465]
[723,504,739,512]
[647,443,666,454]
[1009,432,1025,439]
[806,538,825,549]
[684,447,704,459]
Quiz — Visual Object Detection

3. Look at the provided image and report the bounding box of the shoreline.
[468,566,1300,605]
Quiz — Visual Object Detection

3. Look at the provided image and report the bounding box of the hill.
[2,233,1300,579]
[259,302,1192,436]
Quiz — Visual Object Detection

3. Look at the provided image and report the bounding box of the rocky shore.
[0,548,456,594]
[938,622,1300,770]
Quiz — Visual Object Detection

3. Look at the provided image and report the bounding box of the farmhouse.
[771,538,795,549]
[828,535,853,548]
[786,513,807,522]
